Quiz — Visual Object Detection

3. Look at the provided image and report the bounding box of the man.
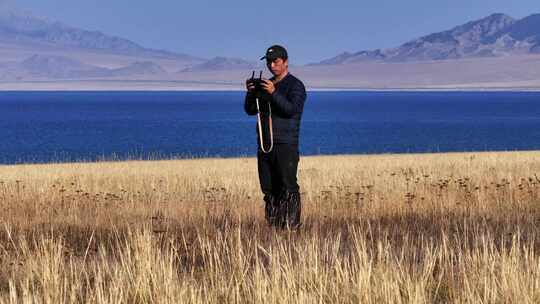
[244,45,307,229]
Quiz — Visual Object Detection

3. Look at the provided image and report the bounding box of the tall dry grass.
[1,151,540,303]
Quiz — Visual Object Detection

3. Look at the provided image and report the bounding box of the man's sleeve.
[270,80,306,118]
[244,92,258,116]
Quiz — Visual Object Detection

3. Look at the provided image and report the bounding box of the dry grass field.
[1,151,540,303]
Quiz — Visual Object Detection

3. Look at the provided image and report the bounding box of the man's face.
[266,57,288,77]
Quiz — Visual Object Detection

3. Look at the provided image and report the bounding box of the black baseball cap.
[260,45,288,61]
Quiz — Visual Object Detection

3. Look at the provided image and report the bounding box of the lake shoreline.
[2,149,540,167]
[1,81,540,92]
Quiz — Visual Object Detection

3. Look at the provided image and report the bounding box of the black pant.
[257,144,301,228]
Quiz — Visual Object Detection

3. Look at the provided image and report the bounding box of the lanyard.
[255,97,273,153]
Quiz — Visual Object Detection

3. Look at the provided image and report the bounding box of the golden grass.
[1,151,540,303]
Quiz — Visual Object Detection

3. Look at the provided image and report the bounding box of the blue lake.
[1,91,540,164]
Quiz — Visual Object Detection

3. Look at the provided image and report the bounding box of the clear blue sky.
[12,0,540,64]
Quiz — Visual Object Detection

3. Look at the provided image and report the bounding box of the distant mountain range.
[180,57,259,72]
[0,7,265,78]
[0,8,196,60]
[3,6,540,89]
[0,54,167,79]
[314,13,540,65]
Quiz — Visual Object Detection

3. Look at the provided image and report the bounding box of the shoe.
[277,191,302,230]
[264,194,279,226]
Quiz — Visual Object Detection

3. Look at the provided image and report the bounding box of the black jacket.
[244,73,307,146]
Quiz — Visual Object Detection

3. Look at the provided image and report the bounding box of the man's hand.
[246,79,255,92]
[261,79,276,95]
